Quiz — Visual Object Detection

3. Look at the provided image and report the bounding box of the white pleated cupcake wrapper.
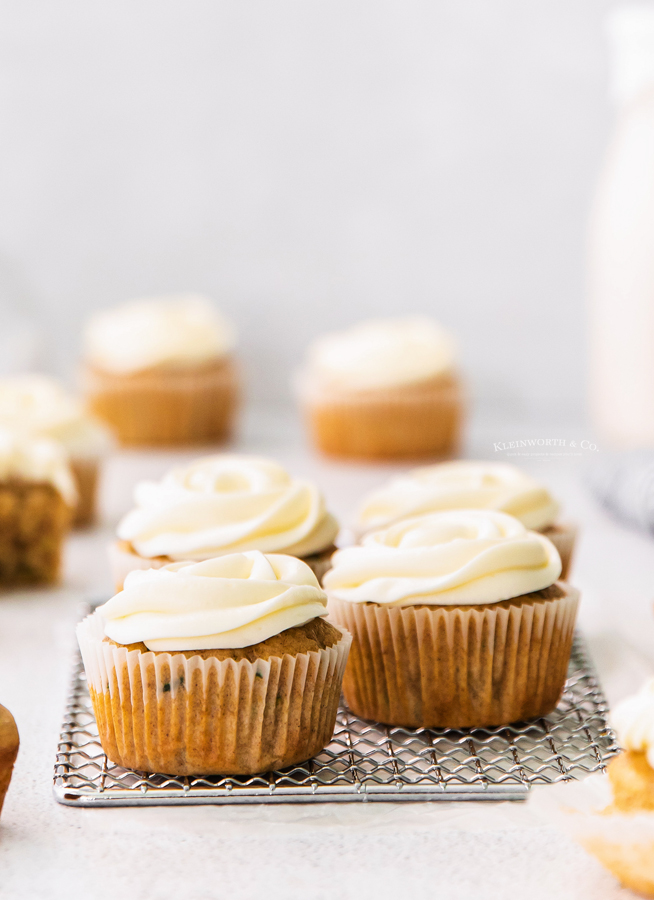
[77,612,351,776]
[328,584,579,728]
[108,541,334,591]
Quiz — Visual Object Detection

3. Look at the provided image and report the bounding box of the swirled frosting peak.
[612,678,654,769]
[324,509,561,606]
[83,294,235,374]
[304,317,456,391]
[0,374,112,458]
[355,461,560,534]
[98,551,328,651]
[117,454,339,561]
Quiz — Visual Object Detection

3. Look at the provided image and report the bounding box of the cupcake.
[82,294,239,447]
[110,454,339,589]
[0,703,19,816]
[565,680,654,896]
[354,460,576,579]
[325,509,579,728]
[0,374,112,527]
[77,552,351,775]
[0,429,76,586]
[297,317,463,460]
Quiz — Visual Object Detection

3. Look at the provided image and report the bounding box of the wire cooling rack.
[54,631,619,806]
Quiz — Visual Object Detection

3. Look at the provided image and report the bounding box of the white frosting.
[304,317,456,391]
[324,509,561,606]
[355,461,560,534]
[83,294,236,374]
[98,551,328,651]
[117,454,339,561]
[0,375,112,459]
[612,677,654,769]
[0,429,77,505]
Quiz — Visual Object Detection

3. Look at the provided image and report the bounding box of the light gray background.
[0,1,623,418]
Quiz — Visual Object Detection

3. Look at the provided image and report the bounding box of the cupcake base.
[77,614,351,776]
[109,540,335,591]
[82,356,239,447]
[301,373,463,461]
[540,522,576,580]
[70,457,100,528]
[608,751,654,813]
[328,582,579,728]
[0,704,19,816]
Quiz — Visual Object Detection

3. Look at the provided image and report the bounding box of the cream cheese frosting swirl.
[324,509,561,606]
[0,374,112,459]
[98,551,328,651]
[304,317,457,392]
[83,294,235,374]
[612,678,654,769]
[0,428,77,506]
[117,454,339,561]
[355,461,560,534]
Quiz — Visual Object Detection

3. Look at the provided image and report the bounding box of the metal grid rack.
[54,632,619,806]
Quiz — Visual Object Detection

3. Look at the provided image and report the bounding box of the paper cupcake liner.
[70,457,100,528]
[299,373,464,461]
[109,541,335,591]
[77,613,351,776]
[82,357,240,447]
[540,522,576,580]
[328,583,579,728]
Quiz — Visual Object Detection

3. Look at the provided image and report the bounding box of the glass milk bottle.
[588,6,654,447]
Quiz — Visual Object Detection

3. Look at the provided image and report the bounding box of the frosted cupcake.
[297,317,463,460]
[82,294,239,446]
[0,429,76,586]
[110,454,339,589]
[0,375,112,527]
[325,509,579,728]
[563,680,654,896]
[354,460,576,578]
[77,552,351,775]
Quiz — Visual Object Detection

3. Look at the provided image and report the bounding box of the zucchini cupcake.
[82,294,239,447]
[354,460,576,579]
[562,680,654,896]
[297,317,463,460]
[325,509,579,728]
[110,454,339,589]
[0,375,112,527]
[0,429,76,586]
[77,552,351,775]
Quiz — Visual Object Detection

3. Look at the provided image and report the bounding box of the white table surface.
[1,409,653,900]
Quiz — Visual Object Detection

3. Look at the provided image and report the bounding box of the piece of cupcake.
[110,454,339,590]
[78,552,351,775]
[297,317,463,460]
[81,294,239,447]
[0,374,113,527]
[0,430,76,586]
[0,703,19,816]
[325,509,579,728]
[354,460,576,579]
[564,680,654,896]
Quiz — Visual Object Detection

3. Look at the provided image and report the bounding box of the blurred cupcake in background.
[82,294,239,447]
[354,460,576,579]
[110,454,339,589]
[296,317,464,460]
[0,429,76,586]
[0,375,112,527]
